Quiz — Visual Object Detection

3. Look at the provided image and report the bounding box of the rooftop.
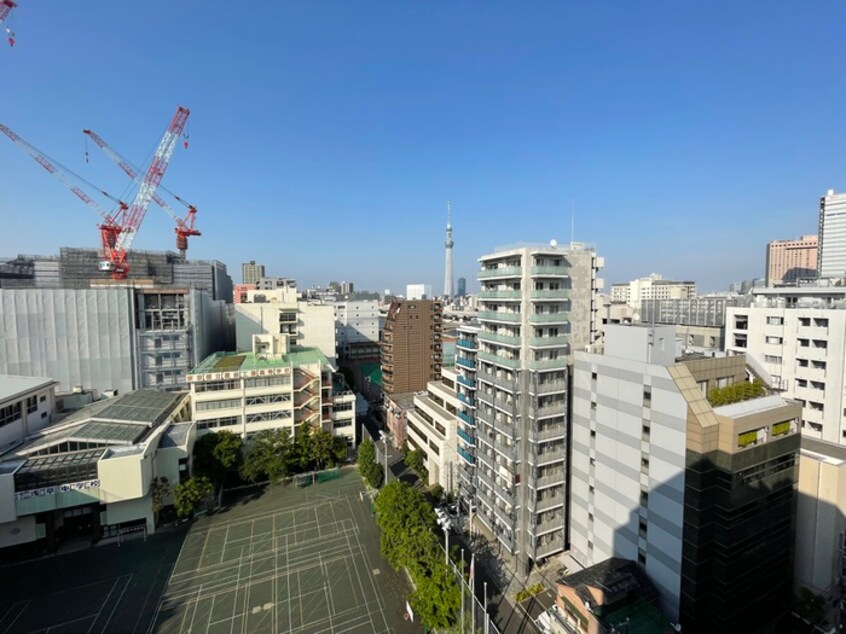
[713,394,789,418]
[0,375,57,403]
[801,437,846,465]
[190,347,331,375]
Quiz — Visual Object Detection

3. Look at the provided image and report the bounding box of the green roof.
[596,595,669,634]
[190,347,331,375]
[361,361,382,387]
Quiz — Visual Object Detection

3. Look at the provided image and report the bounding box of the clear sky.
[2,1,845,294]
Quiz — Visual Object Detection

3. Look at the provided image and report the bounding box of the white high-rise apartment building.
[726,305,846,444]
[333,299,380,362]
[818,189,846,279]
[468,242,603,575]
[610,273,696,309]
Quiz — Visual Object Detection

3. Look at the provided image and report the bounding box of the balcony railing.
[532,447,566,465]
[532,517,564,537]
[477,371,520,392]
[528,358,567,371]
[457,428,476,445]
[479,266,522,279]
[528,335,569,347]
[535,534,565,558]
[530,380,567,395]
[479,290,522,300]
[457,410,475,426]
[457,446,476,464]
[530,289,571,300]
[532,402,567,418]
[528,314,569,324]
[529,266,570,277]
[535,493,565,512]
[456,339,477,350]
[456,357,476,370]
[457,393,476,407]
[478,331,522,346]
[457,375,476,389]
[477,311,522,323]
[531,473,564,490]
[533,425,567,441]
[478,351,521,369]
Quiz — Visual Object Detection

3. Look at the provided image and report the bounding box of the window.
[643,387,652,407]
[591,372,597,382]
[642,424,651,441]
[814,318,829,328]
[800,317,811,327]
[39,395,46,403]
[641,457,650,471]
[640,490,649,506]
[590,401,597,411]
[796,379,807,388]
[26,396,37,414]
[638,551,647,566]
[798,339,810,348]
[590,430,596,438]
[0,402,22,427]
[767,316,784,326]
[764,355,782,364]
[765,336,783,345]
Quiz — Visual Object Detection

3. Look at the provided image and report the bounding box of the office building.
[385,392,416,451]
[725,305,846,444]
[639,296,748,352]
[0,287,233,396]
[0,389,194,552]
[333,299,380,363]
[381,299,443,395]
[470,242,603,575]
[819,190,846,280]
[457,277,467,297]
[234,283,336,362]
[406,367,461,492]
[0,375,58,454]
[796,437,846,624]
[766,235,818,286]
[241,260,265,285]
[233,283,255,303]
[189,334,356,447]
[570,325,800,631]
[611,274,695,309]
[405,284,433,300]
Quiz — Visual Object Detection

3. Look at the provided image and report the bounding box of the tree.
[330,436,348,466]
[241,428,294,482]
[150,476,170,525]
[193,431,243,487]
[293,423,314,472]
[310,427,335,471]
[173,476,213,520]
[358,438,383,488]
[406,448,428,482]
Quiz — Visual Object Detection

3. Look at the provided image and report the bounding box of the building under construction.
[0,247,233,302]
[0,247,235,396]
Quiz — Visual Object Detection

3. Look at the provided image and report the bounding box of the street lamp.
[380,430,391,485]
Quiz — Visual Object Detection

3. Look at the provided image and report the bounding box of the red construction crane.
[83,128,200,260]
[102,105,190,278]
[1,0,17,46]
[0,122,128,247]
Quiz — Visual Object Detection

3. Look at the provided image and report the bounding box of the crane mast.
[0,0,15,22]
[104,106,190,278]
[83,128,201,260]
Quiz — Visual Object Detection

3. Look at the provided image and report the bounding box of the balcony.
[528,313,569,325]
[533,447,566,465]
[532,402,567,418]
[532,516,564,537]
[478,351,521,369]
[530,473,564,490]
[528,335,569,348]
[476,469,495,491]
[456,357,476,370]
[457,375,476,389]
[530,266,570,277]
[528,358,567,371]
[493,502,516,527]
[535,534,565,558]
[530,379,567,395]
[456,339,477,350]
[478,331,522,346]
[479,266,522,279]
[457,410,475,426]
[535,492,565,512]
[477,311,522,323]
[479,290,522,300]
[457,428,476,445]
[476,371,520,392]
[533,425,567,441]
[531,289,570,300]
[457,393,476,407]
[457,446,476,464]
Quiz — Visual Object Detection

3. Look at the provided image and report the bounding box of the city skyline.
[1,2,845,293]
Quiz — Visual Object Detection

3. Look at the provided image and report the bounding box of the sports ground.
[0,469,417,633]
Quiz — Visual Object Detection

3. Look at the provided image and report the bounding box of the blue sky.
[2,1,845,293]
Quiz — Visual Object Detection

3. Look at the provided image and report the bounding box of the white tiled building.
[0,375,58,454]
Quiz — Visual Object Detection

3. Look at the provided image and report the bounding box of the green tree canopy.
[193,431,243,486]
[707,378,766,407]
[358,438,383,488]
[240,428,294,482]
[310,427,335,472]
[173,476,213,520]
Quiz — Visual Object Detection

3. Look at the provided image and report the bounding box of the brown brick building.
[381,299,442,395]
